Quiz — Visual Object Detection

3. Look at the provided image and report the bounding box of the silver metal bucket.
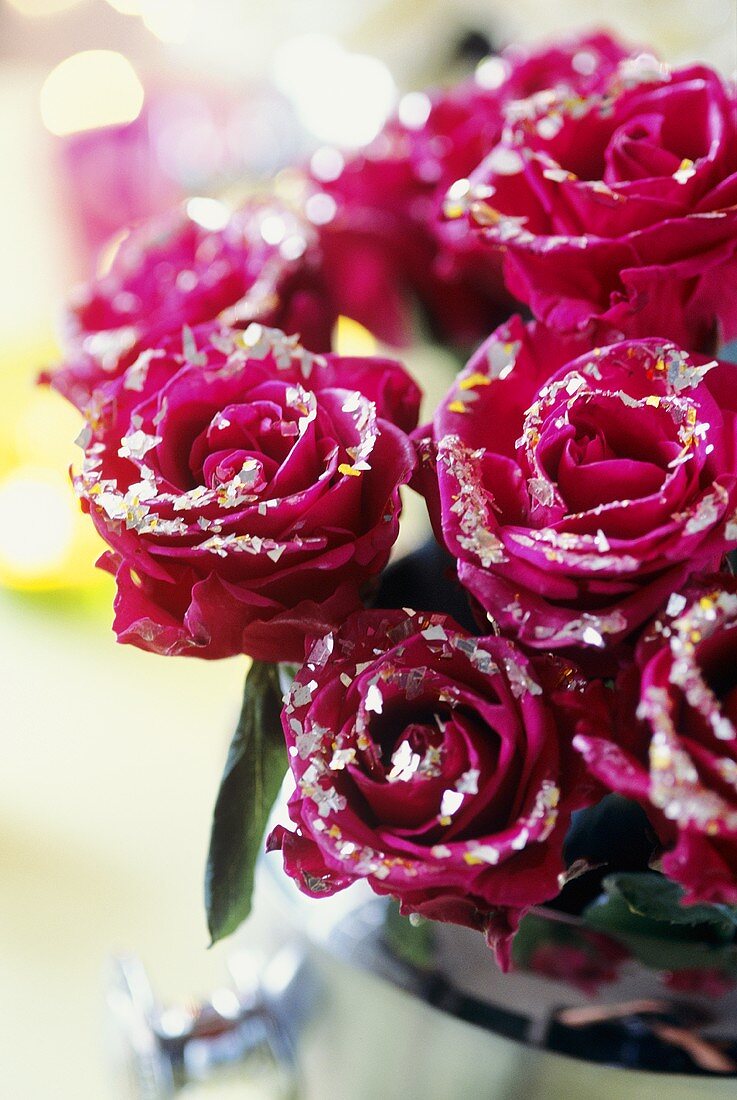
[109,851,737,1098]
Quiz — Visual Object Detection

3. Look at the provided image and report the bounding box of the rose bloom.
[268,608,601,967]
[74,324,419,662]
[460,54,737,352]
[575,581,737,906]
[45,196,336,410]
[413,317,737,663]
[307,31,634,346]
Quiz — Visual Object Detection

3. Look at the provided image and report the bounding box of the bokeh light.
[138,0,196,45]
[103,0,140,12]
[185,196,232,231]
[40,51,145,136]
[103,0,196,42]
[273,34,396,148]
[7,0,86,15]
[0,343,106,591]
[0,468,74,585]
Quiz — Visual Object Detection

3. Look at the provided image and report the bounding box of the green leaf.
[583,872,737,974]
[596,873,737,939]
[205,660,288,945]
[584,896,737,973]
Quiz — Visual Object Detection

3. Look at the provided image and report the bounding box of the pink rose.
[413,318,737,663]
[308,32,634,346]
[74,324,419,662]
[461,56,737,352]
[268,608,600,968]
[45,197,336,410]
[575,579,737,906]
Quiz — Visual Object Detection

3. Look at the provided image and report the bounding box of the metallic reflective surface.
[264,862,737,1080]
[107,850,737,1098]
[105,943,309,1098]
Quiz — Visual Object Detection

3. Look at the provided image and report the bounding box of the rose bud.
[44,196,336,411]
[458,55,737,353]
[413,317,737,668]
[74,324,419,662]
[268,608,603,968]
[575,579,737,907]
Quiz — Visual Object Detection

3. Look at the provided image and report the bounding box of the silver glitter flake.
[440,435,507,567]
[117,430,162,461]
[238,324,327,379]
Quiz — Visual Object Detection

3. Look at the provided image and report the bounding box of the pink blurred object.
[43,195,337,409]
[52,79,302,271]
[56,105,182,265]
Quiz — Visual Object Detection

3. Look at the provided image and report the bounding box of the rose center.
[386,721,447,782]
[367,704,451,780]
[346,693,509,839]
[533,394,679,512]
[188,400,304,491]
[201,450,271,494]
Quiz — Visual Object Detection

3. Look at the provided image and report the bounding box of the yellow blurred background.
[0,1,735,1096]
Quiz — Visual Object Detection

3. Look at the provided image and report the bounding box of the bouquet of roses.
[46,28,737,973]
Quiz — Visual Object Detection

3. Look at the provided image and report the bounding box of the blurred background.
[0,1,735,1096]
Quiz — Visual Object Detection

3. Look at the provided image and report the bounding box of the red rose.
[269,608,600,967]
[414,317,737,664]
[460,56,737,352]
[527,931,628,995]
[74,324,418,661]
[45,197,336,410]
[307,32,634,346]
[575,580,737,906]
[663,969,736,997]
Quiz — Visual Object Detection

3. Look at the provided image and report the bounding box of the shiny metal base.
[107,850,737,1098]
